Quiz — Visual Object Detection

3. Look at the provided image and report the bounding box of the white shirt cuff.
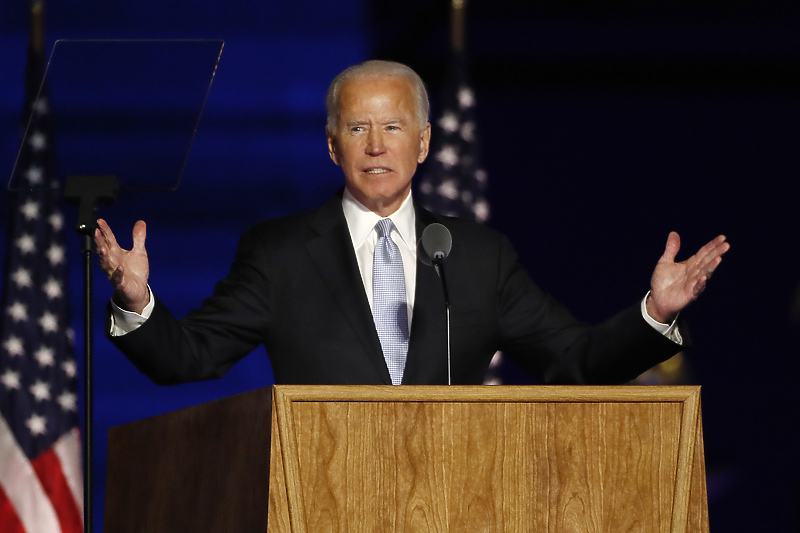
[641,291,683,345]
[109,286,155,336]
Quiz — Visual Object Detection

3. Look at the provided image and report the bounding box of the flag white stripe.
[53,428,83,522]
[0,414,61,533]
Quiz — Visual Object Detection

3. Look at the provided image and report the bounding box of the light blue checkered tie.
[373,218,409,385]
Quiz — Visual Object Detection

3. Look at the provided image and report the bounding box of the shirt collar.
[342,188,416,250]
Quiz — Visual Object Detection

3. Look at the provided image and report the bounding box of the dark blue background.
[2,1,799,530]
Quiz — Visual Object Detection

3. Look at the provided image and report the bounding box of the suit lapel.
[402,206,448,384]
[304,193,392,384]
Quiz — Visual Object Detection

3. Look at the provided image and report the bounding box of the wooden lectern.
[105,386,709,532]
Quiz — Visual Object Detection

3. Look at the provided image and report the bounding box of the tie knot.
[375,218,395,238]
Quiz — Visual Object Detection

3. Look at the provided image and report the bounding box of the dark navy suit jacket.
[109,192,685,386]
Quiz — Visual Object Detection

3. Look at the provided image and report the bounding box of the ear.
[327,133,340,166]
[417,122,432,163]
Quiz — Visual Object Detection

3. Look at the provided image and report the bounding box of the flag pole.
[29,0,44,56]
[27,1,95,528]
[28,1,100,531]
[450,0,466,53]
[446,0,506,385]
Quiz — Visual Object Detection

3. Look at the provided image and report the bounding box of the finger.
[699,254,724,278]
[96,218,121,250]
[94,230,117,276]
[94,227,105,252]
[694,239,729,274]
[693,274,708,297]
[660,231,680,263]
[715,240,731,257]
[694,235,728,264]
[95,242,111,267]
[682,236,725,279]
[131,220,147,251]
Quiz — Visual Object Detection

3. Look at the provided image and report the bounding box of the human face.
[327,76,431,217]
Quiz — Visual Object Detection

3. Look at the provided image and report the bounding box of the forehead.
[338,76,416,120]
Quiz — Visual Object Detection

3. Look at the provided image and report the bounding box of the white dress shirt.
[342,188,416,329]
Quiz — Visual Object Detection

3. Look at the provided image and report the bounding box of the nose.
[365,129,386,156]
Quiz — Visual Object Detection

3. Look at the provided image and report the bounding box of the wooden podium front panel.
[269,386,707,533]
[288,401,681,532]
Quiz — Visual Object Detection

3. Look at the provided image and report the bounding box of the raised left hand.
[647,232,730,323]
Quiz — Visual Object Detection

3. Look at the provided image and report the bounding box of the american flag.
[418,52,489,223]
[417,52,503,384]
[0,39,84,533]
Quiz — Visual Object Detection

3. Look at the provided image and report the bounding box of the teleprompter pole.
[63,174,118,533]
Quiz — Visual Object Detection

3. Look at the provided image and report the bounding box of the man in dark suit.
[95,60,729,386]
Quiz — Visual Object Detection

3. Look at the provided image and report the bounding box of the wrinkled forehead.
[337,76,417,117]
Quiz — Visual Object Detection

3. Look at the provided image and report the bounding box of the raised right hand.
[95,218,150,314]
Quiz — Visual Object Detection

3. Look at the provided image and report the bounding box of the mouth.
[364,167,391,175]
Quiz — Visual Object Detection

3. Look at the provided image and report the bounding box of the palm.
[94,219,150,313]
[648,232,729,323]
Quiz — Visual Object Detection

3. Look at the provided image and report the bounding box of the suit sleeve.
[493,235,687,385]
[107,227,274,385]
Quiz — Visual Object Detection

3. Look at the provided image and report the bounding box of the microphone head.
[420,223,452,265]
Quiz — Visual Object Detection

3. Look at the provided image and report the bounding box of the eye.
[386,125,399,131]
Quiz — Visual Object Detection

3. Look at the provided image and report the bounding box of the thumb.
[661,231,680,263]
[132,220,147,251]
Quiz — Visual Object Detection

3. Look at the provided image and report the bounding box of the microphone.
[420,223,453,385]
[421,223,452,266]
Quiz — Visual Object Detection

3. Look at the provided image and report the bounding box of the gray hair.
[325,60,430,134]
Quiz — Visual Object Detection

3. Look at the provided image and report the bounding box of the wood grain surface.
[268,386,707,533]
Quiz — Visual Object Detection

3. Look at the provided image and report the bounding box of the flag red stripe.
[31,448,83,533]
[0,483,26,533]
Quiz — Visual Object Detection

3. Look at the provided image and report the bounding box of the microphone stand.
[63,174,118,533]
[433,258,452,385]
[422,223,454,386]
